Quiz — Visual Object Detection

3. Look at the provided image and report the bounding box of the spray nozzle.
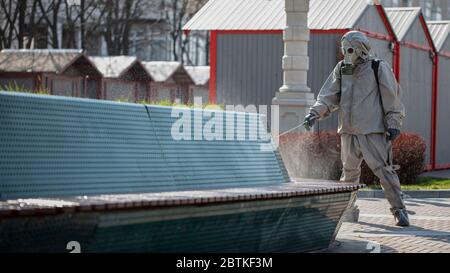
[303,115,317,132]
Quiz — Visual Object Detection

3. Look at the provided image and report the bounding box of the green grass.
[364,177,450,190]
[1,82,50,95]
[2,85,223,109]
[135,99,225,109]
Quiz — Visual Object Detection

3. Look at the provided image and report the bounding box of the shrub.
[279,131,426,185]
[360,133,426,185]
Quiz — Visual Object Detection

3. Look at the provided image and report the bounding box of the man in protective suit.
[303,31,409,226]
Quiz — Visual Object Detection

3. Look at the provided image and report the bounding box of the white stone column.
[272,0,315,133]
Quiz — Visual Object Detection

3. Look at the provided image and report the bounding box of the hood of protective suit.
[341,31,372,64]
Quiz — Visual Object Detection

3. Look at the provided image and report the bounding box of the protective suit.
[305,31,409,226]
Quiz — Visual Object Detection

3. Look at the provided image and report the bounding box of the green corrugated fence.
[0,91,287,200]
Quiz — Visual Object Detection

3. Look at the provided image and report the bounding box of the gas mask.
[340,31,371,75]
[341,38,359,65]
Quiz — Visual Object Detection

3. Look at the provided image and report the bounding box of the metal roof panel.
[385,7,421,41]
[185,66,210,85]
[142,61,183,82]
[0,49,83,73]
[184,0,285,30]
[183,0,375,31]
[89,56,137,78]
[427,21,450,52]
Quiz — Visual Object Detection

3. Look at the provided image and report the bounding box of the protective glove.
[387,128,400,142]
[303,113,317,131]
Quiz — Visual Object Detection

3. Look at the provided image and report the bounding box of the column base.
[341,205,360,223]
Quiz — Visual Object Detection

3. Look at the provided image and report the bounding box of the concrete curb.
[358,190,450,199]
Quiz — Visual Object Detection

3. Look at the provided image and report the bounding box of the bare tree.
[62,0,79,47]
[81,0,111,50]
[0,2,8,49]
[0,0,33,49]
[24,0,46,48]
[0,0,209,62]
[91,0,149,55]
[164,0,206,64]
[37,0,64,48]
[0,0,83,49]
[79,0,85,48]
[0,0,20,49]
[17,0,27,48]
[77,0,108,52]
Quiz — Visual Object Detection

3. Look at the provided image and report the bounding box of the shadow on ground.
[322,236,398,253]
[326,220,450,253]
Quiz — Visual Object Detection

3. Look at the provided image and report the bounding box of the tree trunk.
[51,2,60,48]
[18,0,27,48]
[80,0,85,49]
[26,0,40,49]
[5,0,19,48]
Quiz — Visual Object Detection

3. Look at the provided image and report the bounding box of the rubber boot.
[391,208,410,227]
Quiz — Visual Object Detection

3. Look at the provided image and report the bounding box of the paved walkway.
[421,169,450,179]
[327,198,450,253]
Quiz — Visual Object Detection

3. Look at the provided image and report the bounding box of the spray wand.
[278,115,317,137]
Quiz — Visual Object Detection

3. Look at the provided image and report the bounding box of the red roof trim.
[419,14,437,52]
[216,30,283,35]
[310,29,348,34]
[375,4,397,41]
